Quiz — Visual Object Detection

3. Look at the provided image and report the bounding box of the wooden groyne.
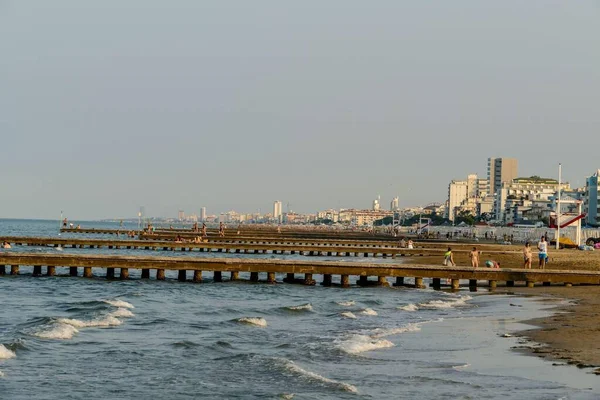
[0,236,517,258]
[0,252,596,288]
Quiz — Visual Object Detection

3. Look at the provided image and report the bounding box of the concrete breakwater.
[1,252,597,289]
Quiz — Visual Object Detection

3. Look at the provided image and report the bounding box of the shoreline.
[496,286,600,374]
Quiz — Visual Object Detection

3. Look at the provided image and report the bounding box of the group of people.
[2,241,11,249]
[441,235,550,270]
[398,238,414,249]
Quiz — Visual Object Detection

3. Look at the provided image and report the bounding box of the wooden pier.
[0,236,517,258]
[0,252,597,289]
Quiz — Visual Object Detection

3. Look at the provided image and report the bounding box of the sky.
[1,0,599,220]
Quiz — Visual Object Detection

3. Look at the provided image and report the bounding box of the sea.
[1,219,599,399]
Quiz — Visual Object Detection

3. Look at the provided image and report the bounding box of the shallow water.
[1,219,598,399]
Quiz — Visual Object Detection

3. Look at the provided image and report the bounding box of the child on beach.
[538,236,548,269]
[485,260,500,268]
[469,247,480,268]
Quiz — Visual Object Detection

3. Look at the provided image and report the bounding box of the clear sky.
[1,1,599,220]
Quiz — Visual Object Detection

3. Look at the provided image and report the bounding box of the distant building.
[488,157,518,196]
[339,209,393,226]
[178,210,185,221]
[372,197,380,211]
[273,201,283,221]
[390,197,399,211]
[585,170,600,226]
[200,207,207,222]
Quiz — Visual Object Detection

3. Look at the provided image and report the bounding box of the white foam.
[110,308,135,318]
[237,317,267,327]
[280,394,294,400]
[418,295,472,310]
[360,308,378,316]
[33,323,79,340]
[287,303,312,311]
[104,299,134,309]
[281,359,358,393]
[0,345,16,360]
[397,303,418,312]
[336,300,355,306]
[338,335,394,354]
[58,315,122,328]
[0,370,4,377]
[371,323,422,338]
[452,363,471,371]
[341,312,357,319]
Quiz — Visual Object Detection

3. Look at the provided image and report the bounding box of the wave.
[0,345,16,360]
[336,301,355,307]
[360,308,378,316]
[338,334,394,354]
[58,315,122,328]
[237,317,267,327]
[104,299,134,309]
[275,358,358,393]
[33,323,79,340]
[397,304,418,312]
[110,308,135,318]
[340,312,357,319]
[418,295,472,310]
[285,303,313,312]
[452,363,471,371]
[370,323,422,339]
[0,370,4,377]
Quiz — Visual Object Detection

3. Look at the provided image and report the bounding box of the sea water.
[1,219,599,399]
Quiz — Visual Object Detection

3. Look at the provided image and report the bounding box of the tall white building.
[178,210,185,221]
[585,170,600,226]
[447,180,468,221]
[487,157,518,195]
[273,201,283,220]
[390,197,399,211]
[200,207,207,222]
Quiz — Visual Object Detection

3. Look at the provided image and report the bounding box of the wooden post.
[230,271,239,280]
[10,265,19,275]
[84,267,92,278]
[267,272,276,284]
[341,274,350,288]
[543,282,551,286]
[178,270,187,282]
[141,269,150,279]
[359,275,368,286]
[33,265,42,276]
[432,278,441,289]
[451,279,460,290]
[47,266,56,276]
[394,277,404,287]
[250,272,259,282]
[526,281,534,288]
[488,280,497,289]
[70,267,78,277]
[0,265,5,275]
[120,268,129,280]
[156,269,165,280]
[322,274,332,286]
[565,282,573,287]
[415,277,425,289]
[304,273,315,285]
[193,270,203,282]
[106,267,115,279]
[506,281,514,287]
[214,271,223,282]
[377,276,388,286]
[469,279,477,288]
[284,273,295,283]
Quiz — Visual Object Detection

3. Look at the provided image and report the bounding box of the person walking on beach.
[469,247,480,268]
[538,236,548,269]
[444,247,455,266]
[523,242,532,269]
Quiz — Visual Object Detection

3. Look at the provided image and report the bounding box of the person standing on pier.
[523,242,532,269]
[201,223,207,238]
[538,236,548,269]
[219,222,225,237]
[469,247,480,268]
[443,247,455,266]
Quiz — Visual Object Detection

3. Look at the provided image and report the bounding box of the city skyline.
[1,1,598,220]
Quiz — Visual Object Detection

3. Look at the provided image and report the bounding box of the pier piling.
[120,268,129,280]
[267,272,276,284]
[394,277,404,287]
[156,269,166,280]
[178,270,187,282]
[11,265,19,275]
[84,267,93,278]
[141,269,150,279]
[230,271,239,280]
[33,265,42,276]
[451,279,460,290]
[415,277,425,289]
[250,272,259,282]
[47,266,55,276]
[193,270,203,282]
[70,267,78,277]
[322,274,332,286]
[106,267,115,279]
[341,274,350,288]
[214,271,223,282]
